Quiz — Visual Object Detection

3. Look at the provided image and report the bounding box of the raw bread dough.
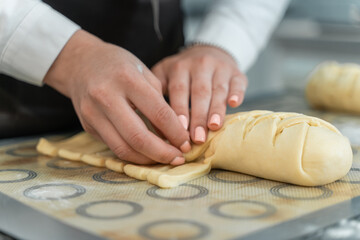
[306,61,360,113]
[37,111,353,188]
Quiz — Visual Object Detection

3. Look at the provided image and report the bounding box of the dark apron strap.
[0,0,184,138]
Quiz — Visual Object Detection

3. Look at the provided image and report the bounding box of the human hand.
[152,45,247,144]
[44,30,191,165]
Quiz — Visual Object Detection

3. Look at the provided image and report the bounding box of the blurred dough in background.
[306,62,360,114]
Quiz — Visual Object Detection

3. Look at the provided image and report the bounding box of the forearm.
[0,0,80,85]
[186,0,290,72]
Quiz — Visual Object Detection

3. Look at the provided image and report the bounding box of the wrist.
[43,30,103,97]
[184,42,238,66]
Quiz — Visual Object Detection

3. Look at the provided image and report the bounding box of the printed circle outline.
[5,145,38,157]
[146,184,208,201]
[46,157,90,170]
[270,184,333,200]
[337,168,360,184]
[23,183,86,200]
[138,219,210,240]
[209,200,276,220]
[76,200,143,220]
[208,170,262,184]
[0,169,37,183]
[92,170,139,184]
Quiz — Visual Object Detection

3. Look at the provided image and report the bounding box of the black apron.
[0,0,184,138]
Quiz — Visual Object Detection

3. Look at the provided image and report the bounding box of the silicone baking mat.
[1,91,360,240]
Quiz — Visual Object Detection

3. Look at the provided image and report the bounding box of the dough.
[37,111,353,188]
[306,61,360,113]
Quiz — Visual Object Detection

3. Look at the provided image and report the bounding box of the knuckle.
[168,81,187,93]
[157,150,175,164]
[88,84,112,107]
[116,67,139,87]
[217,61,228,68]
[83,124,95,135]
[79,101,93,119]
[171,102,186,112]
[212,83,228,94]
[119,67,133,79]
[127,131,145,150]
[198,55,213,66]
[112,144,132,160]
[171,61,185,72]
[154,105,173,125]
[193,83,211,96]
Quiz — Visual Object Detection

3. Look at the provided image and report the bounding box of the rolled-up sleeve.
[186,0,290,72]
[0,0,80,86]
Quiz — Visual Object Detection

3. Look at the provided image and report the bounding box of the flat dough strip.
[37,132,108,161]
[36,111,353,188]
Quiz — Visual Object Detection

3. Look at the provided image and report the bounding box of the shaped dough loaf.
[306,62,360,113]
[37,111,353,188]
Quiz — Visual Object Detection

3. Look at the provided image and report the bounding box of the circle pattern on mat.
[5,145,38,157]
[146,184,208,201]
[208,170,261,184]
[93,170,139,184]
[46,158,90,170]
[24,183,86,200]
[0,169,37,183]
[209,200,276,220]
[270,184,333,200]
[337,168,360,184]
[138,219,210,240]
[76,200,143,220]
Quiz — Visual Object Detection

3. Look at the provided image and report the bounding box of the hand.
[44,30,191,165]
[152,45,247,144]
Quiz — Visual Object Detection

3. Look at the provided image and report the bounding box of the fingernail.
[229,95,239,106]
[209,114,221,127]
[180,141,191,153]
[170,156,185,165]
[194,126,206,143]
[178,115,188,130]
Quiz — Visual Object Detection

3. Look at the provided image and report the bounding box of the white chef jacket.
[0,0,289,86]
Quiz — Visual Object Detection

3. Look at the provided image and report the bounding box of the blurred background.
[182,0,360,99]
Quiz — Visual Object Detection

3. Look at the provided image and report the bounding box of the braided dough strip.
[36,111,353,188]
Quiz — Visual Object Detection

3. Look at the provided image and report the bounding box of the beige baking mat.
[1,93,360,240]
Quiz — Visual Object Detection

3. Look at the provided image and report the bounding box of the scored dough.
[306,61,360,113]
[36,111,353,188]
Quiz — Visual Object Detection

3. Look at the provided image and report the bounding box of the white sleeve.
[186,0,290,73]
[0,0,80,86]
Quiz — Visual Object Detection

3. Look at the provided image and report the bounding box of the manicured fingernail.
[229,95,239,105]
[194,126,206,143]
[178,115,188,130]
[170,156,185,165]
[180,141,191,153]
[209,114,221,127]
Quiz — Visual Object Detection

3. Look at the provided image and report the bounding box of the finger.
[190,66,214,144]
[167,64,190,130]
[228,73,248,108]
[127,74,191,153]
[151,63,168,94]
[207,69,231,131]
[79,103,156,165]
[101,97,188,165]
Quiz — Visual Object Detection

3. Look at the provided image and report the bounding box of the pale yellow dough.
[36,111,353,188]
[306,61,360,113]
